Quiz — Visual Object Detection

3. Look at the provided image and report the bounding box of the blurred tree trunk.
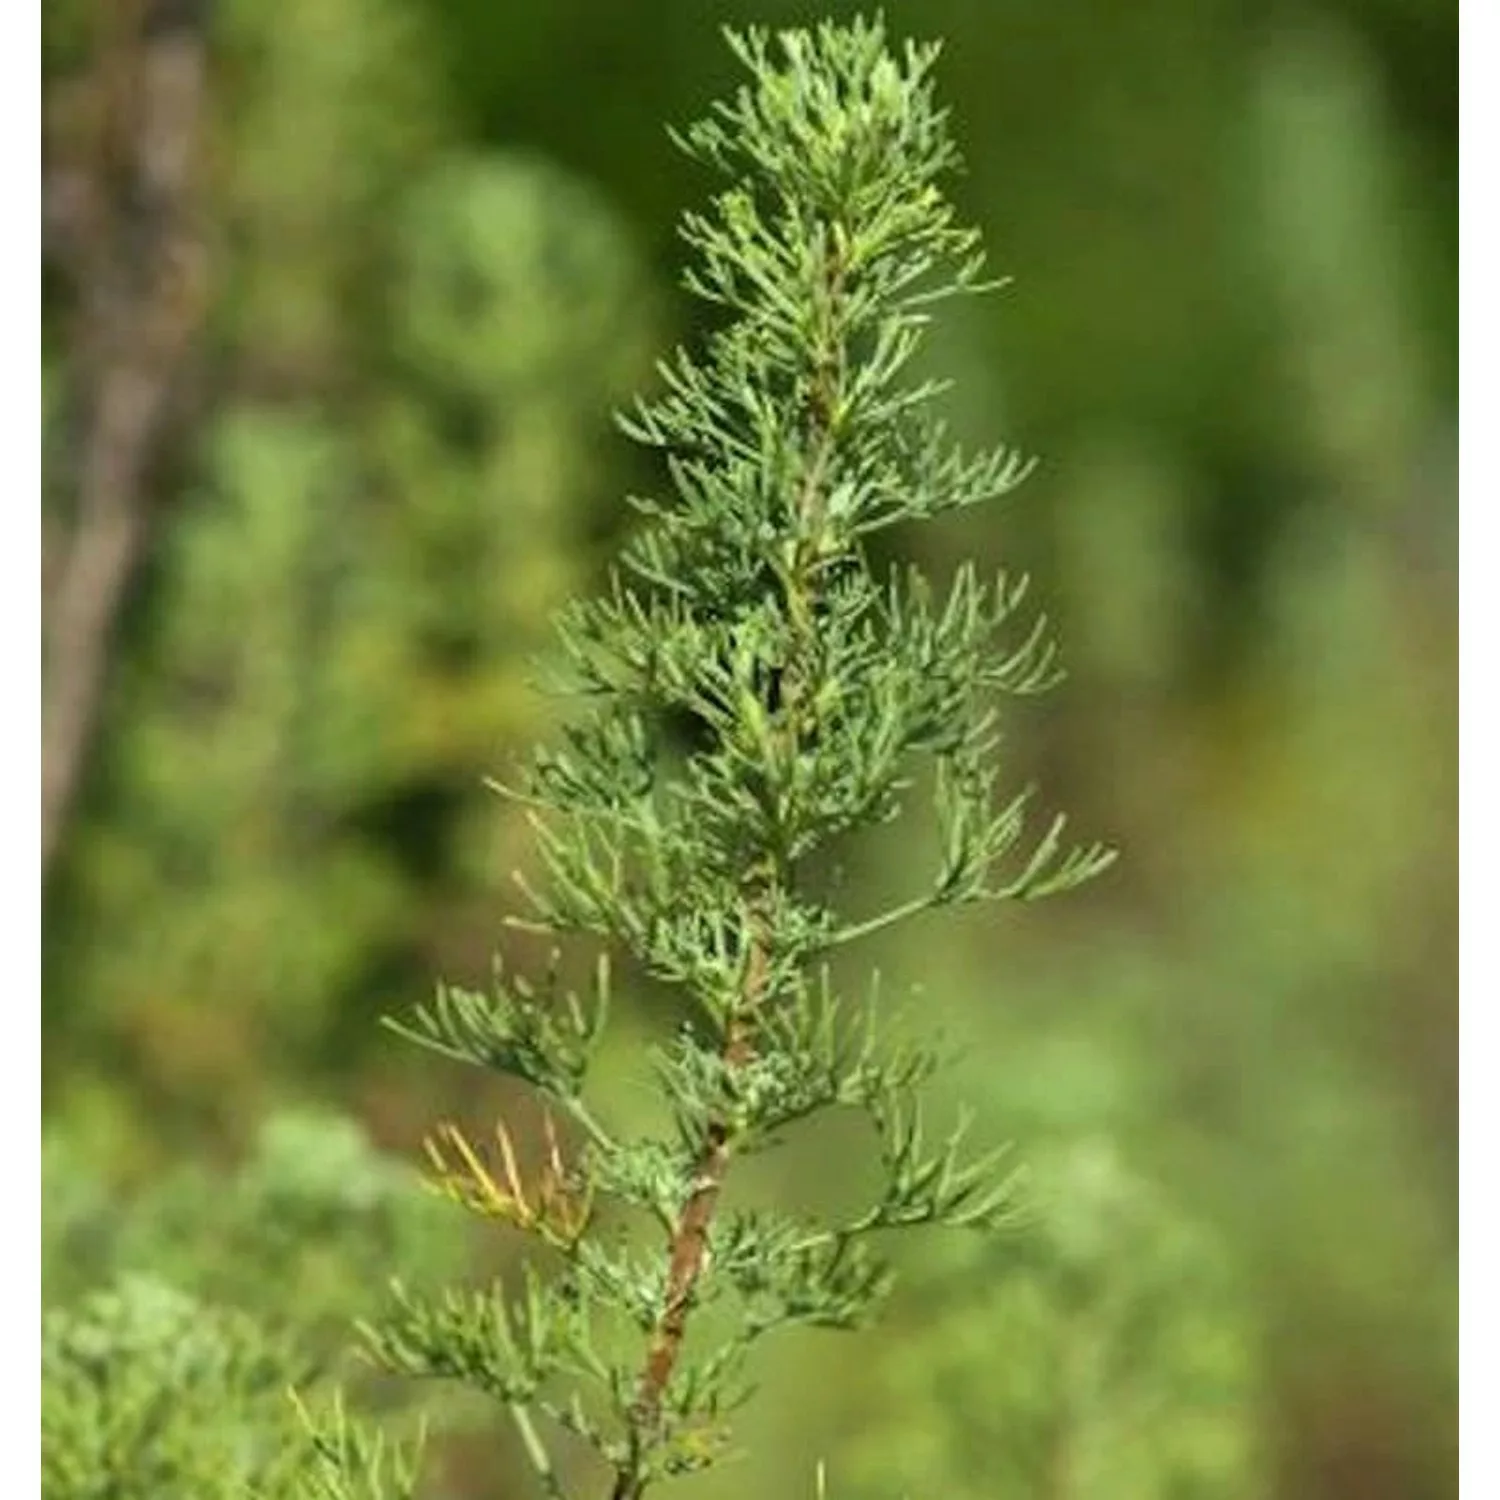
[42,0,210,876]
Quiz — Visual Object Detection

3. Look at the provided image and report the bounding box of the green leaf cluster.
[42,1275,427,1500]
[41,1111,459,1500]
[43,1275,312,1500]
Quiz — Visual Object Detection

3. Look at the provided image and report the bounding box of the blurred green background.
[41,1,1456,1498]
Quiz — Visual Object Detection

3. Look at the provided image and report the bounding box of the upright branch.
[358,17,1115,1500]
[42,0,211,876]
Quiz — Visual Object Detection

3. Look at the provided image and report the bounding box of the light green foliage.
[839,1139,1264,1500]
[356,19,1112,1499]
[42,1276,427,1500]
[393,155,651,405]
[214,0,446,378]
[290,1391,429,1500]
[44,1108,462,1327]
[42,1111,459,1500]
[59,414,408,1080]
[370,154,656,809]
[43,1275,312,1500]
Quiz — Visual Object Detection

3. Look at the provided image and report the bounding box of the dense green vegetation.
[42,2,1455,1497]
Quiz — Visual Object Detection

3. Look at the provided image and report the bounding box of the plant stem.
[608,233,849,1500]
[611,936,766,1500]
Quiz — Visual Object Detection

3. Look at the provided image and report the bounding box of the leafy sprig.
[352,16,1115,1499]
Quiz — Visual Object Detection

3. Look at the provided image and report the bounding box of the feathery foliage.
[42,1275,428,1500]
[357,17,1115,1498]
[40,1111,451,1500]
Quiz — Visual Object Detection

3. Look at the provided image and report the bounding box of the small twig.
[827,893,936,951]
[509,1400,571,1500]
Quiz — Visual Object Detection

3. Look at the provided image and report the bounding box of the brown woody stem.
[608,237,844,1500]
[610,938,766,1500]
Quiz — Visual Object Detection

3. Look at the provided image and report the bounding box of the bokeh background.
[41,1,1457,1498]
